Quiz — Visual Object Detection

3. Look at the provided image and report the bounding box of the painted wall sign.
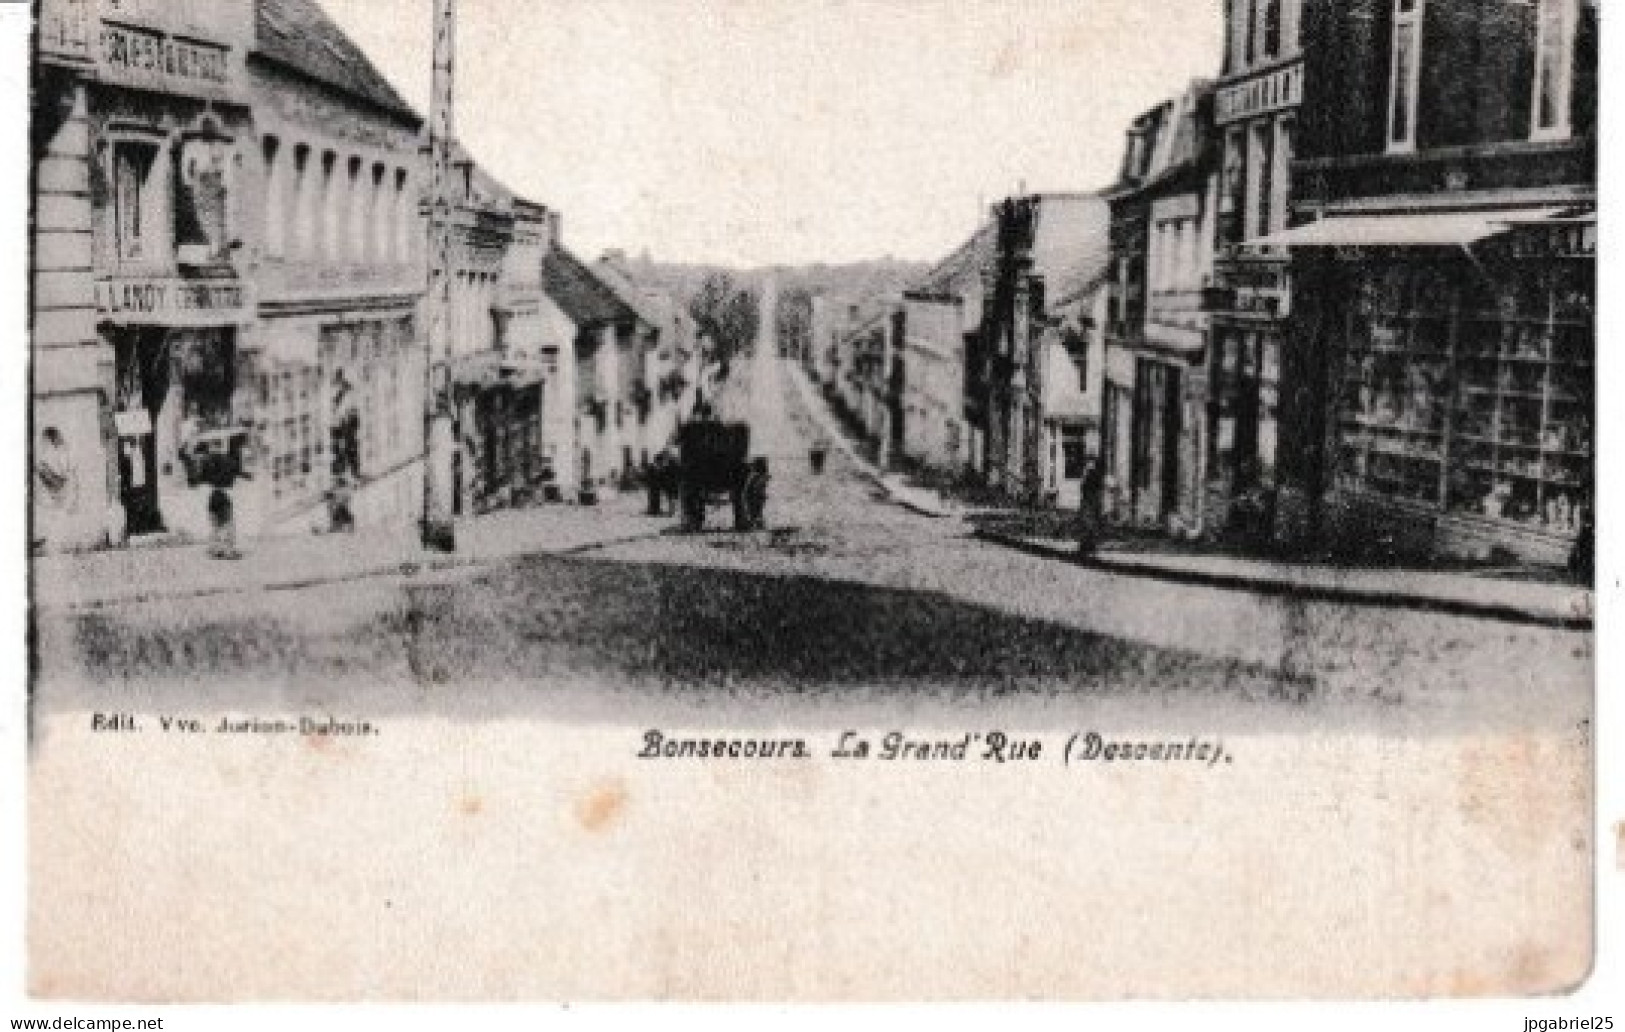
[96,276,252,326]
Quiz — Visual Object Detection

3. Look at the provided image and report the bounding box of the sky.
[317,0,1224,268]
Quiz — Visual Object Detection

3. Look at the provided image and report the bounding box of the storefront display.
[1330,233,1594,548]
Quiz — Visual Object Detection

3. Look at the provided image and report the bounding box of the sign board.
[113,408,152,437]
[95,276,253,327]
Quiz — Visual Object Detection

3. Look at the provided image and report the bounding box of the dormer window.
[1386,0,1424,153]
[1532,0,1577,141]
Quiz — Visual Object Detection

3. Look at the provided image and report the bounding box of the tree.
[688,272,759,367]
[775,287,814,362]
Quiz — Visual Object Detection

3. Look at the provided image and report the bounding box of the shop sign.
[1506,221,1596,260]
[96,276,252,327]
[114,409,152,437]
[98,19,240,99]
[1215,257,1292,318]
[1215,61,1303,125]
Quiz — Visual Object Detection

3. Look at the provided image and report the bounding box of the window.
[111,142,160,263]
[321,151,339,260]
[1269,118,1294,238]
[347,157,365,262]
[394,168,412,262]
[371,163,389,263]
[292,144,313,258]
[1532,0,1577,140]
[262,136,283,258]
[1387,0,1424,152]
[1260,0,1281,60]
[1244,0,1257,65]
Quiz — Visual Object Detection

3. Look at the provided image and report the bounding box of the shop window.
[1333,258,1594,538]
[1386,0,1424,153]
[1532,0,1577,141]
[111,141,160,263]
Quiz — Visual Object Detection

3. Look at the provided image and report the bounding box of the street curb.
[38,528,670,616]
[973,528,1594,632]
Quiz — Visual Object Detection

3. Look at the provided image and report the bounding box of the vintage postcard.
[17,0,1604,1007]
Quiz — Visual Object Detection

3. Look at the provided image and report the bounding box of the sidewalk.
[975,527,1593,630]
[781,361,957,519]
[32,494,665,614]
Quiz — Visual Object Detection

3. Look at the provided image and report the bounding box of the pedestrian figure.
[809,436,829,475]
[645,454,666,516]
[660,448,682,514]
[1569,501,1594,583]
[327,471,357,534]
[200,444,243,559]
[1076,457,1105,556]
[744,456,770,530]
[331,369,361,479]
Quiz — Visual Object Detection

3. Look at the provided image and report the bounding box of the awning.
[1255,207,1568,248]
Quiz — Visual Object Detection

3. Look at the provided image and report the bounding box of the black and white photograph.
[8,0,1614,1013]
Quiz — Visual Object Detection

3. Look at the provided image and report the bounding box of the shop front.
[452,353,548,514]
[1207,252,1288,544]
[1278,210,1594,563]
[101,278,253,541]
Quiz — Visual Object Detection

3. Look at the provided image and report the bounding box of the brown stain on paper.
[576,780,629,833]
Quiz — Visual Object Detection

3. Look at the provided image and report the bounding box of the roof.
[255,0,419,123]
[590,255,665,328]
[543,244,641,328]
[911,221,996,296]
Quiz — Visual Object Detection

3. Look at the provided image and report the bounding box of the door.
[119,432,163,535]
[1160,366,1183,521]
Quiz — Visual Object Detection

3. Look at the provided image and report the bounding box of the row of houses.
[32,0,703,553]
[810,0,1596,564]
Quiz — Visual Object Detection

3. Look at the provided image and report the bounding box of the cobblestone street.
[34,348,1591,738]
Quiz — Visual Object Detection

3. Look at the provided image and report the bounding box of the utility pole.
[421,0,457,551]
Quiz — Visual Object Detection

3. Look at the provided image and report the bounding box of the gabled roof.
[590,255,665,328]
[911,221,997,297]
[543,244,640,328]
[255,0,419,123]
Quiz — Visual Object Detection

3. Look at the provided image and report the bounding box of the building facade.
[34,0,258,551]
[1100,91,1221,535]
[1272,0,1597,563]
[972,194,1109,503]
[246,0,427,536]
[1205,0,1305,542]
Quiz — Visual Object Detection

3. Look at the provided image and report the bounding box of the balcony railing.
[39,0,95,65]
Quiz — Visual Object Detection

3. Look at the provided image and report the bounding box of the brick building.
[1269,0,1597,562]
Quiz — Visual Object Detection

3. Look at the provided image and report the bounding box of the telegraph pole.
[421,0,457,551]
